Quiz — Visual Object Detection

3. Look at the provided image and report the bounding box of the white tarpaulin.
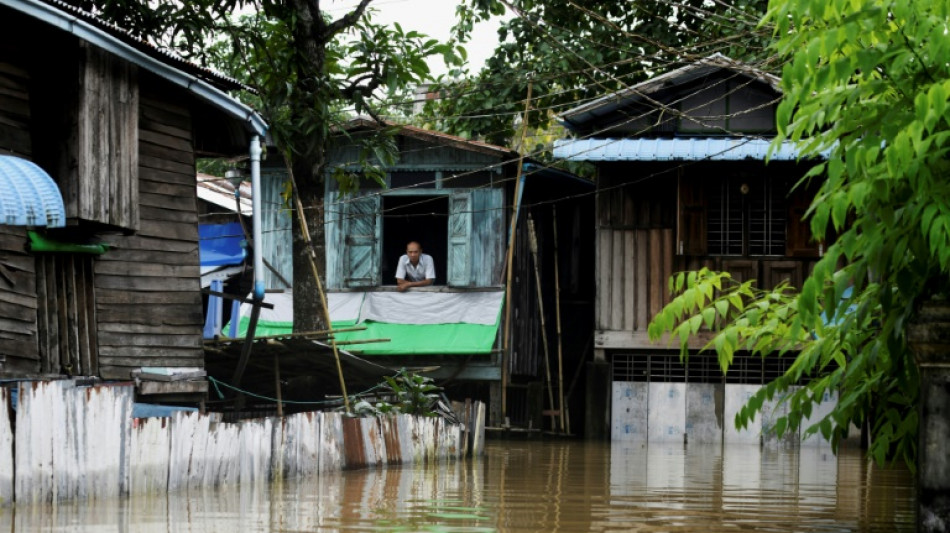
[357,291,504,326]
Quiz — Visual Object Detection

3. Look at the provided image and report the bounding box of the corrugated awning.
[0,155,65,227]
[553,138,828,162]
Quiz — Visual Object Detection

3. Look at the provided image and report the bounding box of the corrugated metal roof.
[0,155,65,227]
[197,173,252,215]
[553,137,825,162]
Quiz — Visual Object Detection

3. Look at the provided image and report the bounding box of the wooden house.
[553,54,827,440]
[249,119,595,429]
[0,0,267,401]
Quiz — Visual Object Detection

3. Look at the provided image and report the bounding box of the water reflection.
[0,441,914,532]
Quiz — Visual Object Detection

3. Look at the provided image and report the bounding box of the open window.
[380,195,448,285]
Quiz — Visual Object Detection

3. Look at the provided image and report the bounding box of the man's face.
[406,243,422,265]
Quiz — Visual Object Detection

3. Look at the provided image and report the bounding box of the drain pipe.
[249,135,265,301]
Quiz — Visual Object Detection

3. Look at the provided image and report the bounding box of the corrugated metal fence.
[0,380,484,504]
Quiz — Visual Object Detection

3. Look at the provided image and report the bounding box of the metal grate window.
[707,177,786,256]
[612,352,797,384]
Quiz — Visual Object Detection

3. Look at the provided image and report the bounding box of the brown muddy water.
[0,440,914,532]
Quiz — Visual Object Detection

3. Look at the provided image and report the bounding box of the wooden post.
[552,205,565,433]
[907,300,950,531]
[502,80,533,423]
[274,354,283,418]
[528,213,556,430]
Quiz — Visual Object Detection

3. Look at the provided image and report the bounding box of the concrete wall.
[611,381,836,447]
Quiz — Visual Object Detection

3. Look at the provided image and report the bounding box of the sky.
[325,0,511,76]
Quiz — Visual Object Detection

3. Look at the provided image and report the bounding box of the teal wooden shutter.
[448,190,473,286]
[344,195,380,287]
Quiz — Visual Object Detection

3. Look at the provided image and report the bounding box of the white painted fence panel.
[7,384,483,503]
[130,417,170,494]
[239,418,274,484]
[15,381,132,503]
[15,380,69,504]
[320,412,344,472]
[0,387,12,505]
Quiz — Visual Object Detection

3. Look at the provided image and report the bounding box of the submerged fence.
[0,380,484,504]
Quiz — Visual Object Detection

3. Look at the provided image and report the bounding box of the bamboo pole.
[552,205,565,433]
[528,213,556,430]
[501,80,533,423]
[285,161,351,414]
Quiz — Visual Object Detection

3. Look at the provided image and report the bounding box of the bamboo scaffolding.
[528,213,557,430]
[552,205,566,433]
[502,80,533,423]
[285,162,351,414]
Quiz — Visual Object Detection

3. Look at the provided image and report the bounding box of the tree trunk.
[291,155,327,333]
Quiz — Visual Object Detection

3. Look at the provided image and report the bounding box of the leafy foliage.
[651,0,950,470]
[420,0,771,148]
[353,369,445,417]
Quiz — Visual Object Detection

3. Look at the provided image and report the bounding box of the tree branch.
[320,0,374,42]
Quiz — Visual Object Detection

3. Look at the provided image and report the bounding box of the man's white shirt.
[395,253,435,282]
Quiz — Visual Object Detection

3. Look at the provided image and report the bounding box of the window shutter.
[677,175,707,255]
[344,195,380,287]
[448,190,473,286]
[785,185,821,257]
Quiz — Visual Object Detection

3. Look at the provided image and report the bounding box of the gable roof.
[337,117,516,159]
[2,0,267,137]
[559,54,781,132]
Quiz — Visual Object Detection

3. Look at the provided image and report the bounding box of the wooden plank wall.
[0,58,31,157]
[596,227,675,333]
[10,381,480,503]
[35,255,97,376]
[0,57,39,375]
[0,227,39,374]
[95,87,204,379]
[71,44,139,229]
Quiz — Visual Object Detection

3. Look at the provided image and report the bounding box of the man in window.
[395,241,435,291]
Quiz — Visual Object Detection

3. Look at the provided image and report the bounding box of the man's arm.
[396,277,433,291]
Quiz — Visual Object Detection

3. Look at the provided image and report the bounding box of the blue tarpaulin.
[199,222,246,267]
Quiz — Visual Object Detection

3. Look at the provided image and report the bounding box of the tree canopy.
[67,0,461,330]
[649,0,950,469]
[421,0,770,150]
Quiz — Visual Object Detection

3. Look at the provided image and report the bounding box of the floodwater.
[1,440,914,532]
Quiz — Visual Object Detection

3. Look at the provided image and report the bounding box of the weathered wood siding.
[0,227,39,374]
[66,44,139,230]
[260,168,293,289]
[595,169,677,334]
[471,187,505,286]
[597,226,675,332]
[95,85,204,379]
[35,255,98,376]
[0,57,31,157]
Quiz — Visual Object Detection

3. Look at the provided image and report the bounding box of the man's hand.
[396,278,432,291]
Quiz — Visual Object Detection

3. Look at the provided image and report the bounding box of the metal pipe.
[250,136,265,300]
